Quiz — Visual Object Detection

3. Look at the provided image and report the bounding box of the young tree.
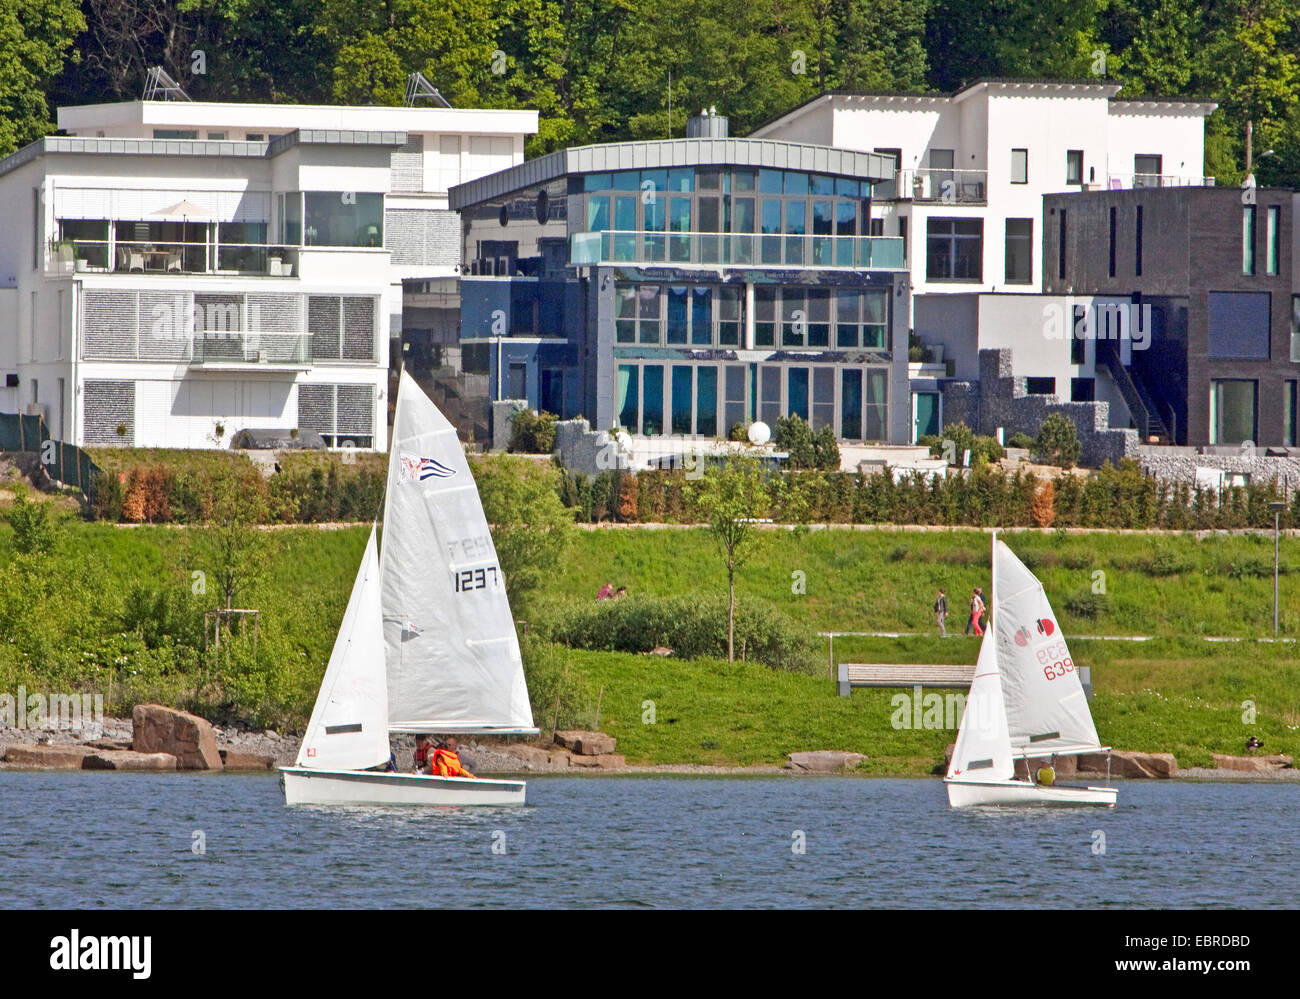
[1034,413,1082,469]
[195,474,276,612]
[687,453,768,662]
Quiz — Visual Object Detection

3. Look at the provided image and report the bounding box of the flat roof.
[751,80,1217,136]
[0,130,408,180]
[449,137,896,210]
[57,100,538,137]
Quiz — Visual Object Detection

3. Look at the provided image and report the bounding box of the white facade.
[0,132,399,449]
[752,81,1216,301]
[57,100,539,338]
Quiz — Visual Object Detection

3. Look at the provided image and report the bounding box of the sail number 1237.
[454,566,501,593]
[1036,640,1073,680]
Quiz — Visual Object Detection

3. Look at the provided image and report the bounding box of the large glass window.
[760,366,781,426]
[642,366,664,435]
[865,369,888,440]
[926,218,983,281]
[1267,205,1279,275]
[724,365,747,435]
[1210,379,1257,446]
[1286,381,1298,447]
[755,286,777,346]
[836,289,860,348]
[617,365,638,430]
[719,286,743,346]
[812,367,835,430]
[637,284,662,344]
[1005,218,1033,284]
[863,290,887,348]
[587,195,610,232]
[1208,291,1270,360]
[616,286,637,343]
[697,367,718,437]
[304,192,383,246]
[782,290,806,347]
[842,370,862,439]
[1243,206,1256,275]
[672,366,693,434]
[1010,149,1028,185]
[807,288,830,347]
[788,367,809,421]
[667,286,689,344]
[692,287,712,346]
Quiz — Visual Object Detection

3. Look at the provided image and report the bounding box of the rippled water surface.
[1,774,1292,908]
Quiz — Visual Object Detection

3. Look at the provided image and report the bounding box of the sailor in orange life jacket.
[428,736,476,779]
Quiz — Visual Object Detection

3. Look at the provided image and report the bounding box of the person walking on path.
[966,587,985,637]
[934,588,948,637]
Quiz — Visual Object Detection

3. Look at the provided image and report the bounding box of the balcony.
[46,239,300,278]
[1107,174,1216,190]
[570,231,905,270]
[880,168,987,204]
[189,332,312,367]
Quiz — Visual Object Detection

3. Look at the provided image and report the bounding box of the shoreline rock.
[133,705,224,770]
[82,750,178,771]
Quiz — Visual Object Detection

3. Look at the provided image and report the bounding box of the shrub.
[1065,590,1108,618]
[508,408,558,454]
[5,488,59,555]
[1031,479,1055,527]
[1007,432,1036,449]
[1035,413,1081,469]
[520,636,594,736]
[534,594,821,674]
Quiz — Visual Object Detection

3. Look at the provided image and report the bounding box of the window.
[304,192,384,247]
[1066,150,1083,185]
[696,367,718,436]
[926,218,983,281]
[754,286,776,346]
[718,287,742,346]
[724,365,747,436]
[1292,295,1300,362]
[33,189,41,270]
[507,362,527,401]
[842,369,862,439]
[637,284,661,344]
[1210,379,1257,446]
[1266,205,1279,275]
[1058,210,1067,280]
[1071,323,1087,365]
[617,365,638,431]
[1004,219,1032,284]
[1135,206,1143,276]
[929,149,955,186]
[671,366,693,434]
[246,133,265,142]
[1025,377,1056,396]
[788,368,809,421]
[153,129,198,139]
[1071,377,1095,402]
[1108,206,1117,278]
[207,131,226,140]
[1286,381,1297,447]
[1010,149,1028,185]
[1208,291,1270,360]
[642,365,664,435]
[1134,154,1162,187]
[1243,206,1256,275]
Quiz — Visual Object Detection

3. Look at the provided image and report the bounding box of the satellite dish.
[748,421,771,445]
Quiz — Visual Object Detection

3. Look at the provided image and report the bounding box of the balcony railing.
[570,230,905,270]
[1107,174,1216,190]
[877,168,987,203]
[47,240,300,277]
[190,332,312,365]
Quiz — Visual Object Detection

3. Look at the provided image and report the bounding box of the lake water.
[2,773,1293,908]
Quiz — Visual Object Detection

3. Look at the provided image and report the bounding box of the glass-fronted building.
[448,130,911,442]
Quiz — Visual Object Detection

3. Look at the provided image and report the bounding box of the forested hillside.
[1,0,1298,185]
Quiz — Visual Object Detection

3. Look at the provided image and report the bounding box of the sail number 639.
[1037,641,1073,680]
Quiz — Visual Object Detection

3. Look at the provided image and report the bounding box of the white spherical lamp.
[747,421,771,446]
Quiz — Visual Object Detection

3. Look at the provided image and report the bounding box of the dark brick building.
[1043,186,1298,449]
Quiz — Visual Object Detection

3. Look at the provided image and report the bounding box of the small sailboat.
[945,535,1117,808]
[281,372,538,806]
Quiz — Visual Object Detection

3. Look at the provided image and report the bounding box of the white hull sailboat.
[281,371,538,807]
[945,535,1117,809]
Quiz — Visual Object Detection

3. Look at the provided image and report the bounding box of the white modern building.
[0,99,537,450]
[751,79,1216,300]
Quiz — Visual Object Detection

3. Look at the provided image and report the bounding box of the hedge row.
[558,460,1300,531]
[88,455,386,524]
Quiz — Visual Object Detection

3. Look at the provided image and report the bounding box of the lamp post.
[1270,501,1286,635]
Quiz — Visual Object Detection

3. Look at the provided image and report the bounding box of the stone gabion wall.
[553,418,625,475]
[941,348,1139,467]
[491,400,527,451]
[1139,449,1300,495]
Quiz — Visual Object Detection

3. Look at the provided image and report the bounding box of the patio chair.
[165,250,183,272]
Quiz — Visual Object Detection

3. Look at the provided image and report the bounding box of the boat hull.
[281,767,526,806]
[945,778,1117,808]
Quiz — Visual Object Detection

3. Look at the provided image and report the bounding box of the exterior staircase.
[1096,337,1172,444]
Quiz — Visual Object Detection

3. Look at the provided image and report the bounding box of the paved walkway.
[821,631,1295,643]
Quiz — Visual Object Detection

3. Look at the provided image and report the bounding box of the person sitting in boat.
[429,736,476,779]
[412,733,435,773]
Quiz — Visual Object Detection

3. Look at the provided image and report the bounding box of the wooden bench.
[837,663,1092,699]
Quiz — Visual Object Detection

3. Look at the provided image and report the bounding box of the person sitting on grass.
[429,736,476,779]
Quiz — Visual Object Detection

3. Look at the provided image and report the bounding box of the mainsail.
[296,527,391,770]
[380,371,536,734]
[992,539,1101,757]
[946,631,1014,781]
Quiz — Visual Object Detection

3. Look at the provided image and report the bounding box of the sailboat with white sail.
[945,535,1117,808]
[281,371,537,806]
